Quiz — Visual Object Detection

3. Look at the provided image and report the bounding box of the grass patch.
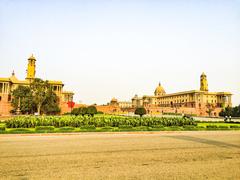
[7,128,33,134]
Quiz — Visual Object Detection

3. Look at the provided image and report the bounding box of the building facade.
[132,73,232,116]
[0,55,74,116]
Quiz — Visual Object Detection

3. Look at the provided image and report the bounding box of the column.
[6,83,9,94]
[3,83,5,94]
[228,95,232,106]
[0,83,3,93]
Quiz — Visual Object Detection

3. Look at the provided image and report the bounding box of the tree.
[219,105,240,117]
[87,106,97,117]
[11,78,60,115]
[71,107,88,116]
[135,107,147,117]
[30,78,49,115]
[206,103,215,117]
[71,108,79,116]
[41,88,60,115]
[79,107,88,116]
[11,86,36,114]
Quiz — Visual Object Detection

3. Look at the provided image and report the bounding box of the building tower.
[26,54,36,81]
[154,82,166,96]
[200,72,208,91]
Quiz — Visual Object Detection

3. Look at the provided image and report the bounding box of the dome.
[154,82,166,96]
[111,97,118,102]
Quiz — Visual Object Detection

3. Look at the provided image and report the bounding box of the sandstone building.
[0,55,74,115]
[132,73,232,116]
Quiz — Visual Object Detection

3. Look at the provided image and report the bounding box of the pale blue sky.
[0,0,239,105]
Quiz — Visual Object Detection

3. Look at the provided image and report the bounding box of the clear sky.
[0,0,239,105]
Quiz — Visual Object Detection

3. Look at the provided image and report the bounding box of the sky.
[0,0,239,105]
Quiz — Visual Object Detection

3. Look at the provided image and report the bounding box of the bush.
[206,125,218,129]
[5,115,197,129]
[58,127,75,131]
[80,125,96,129]
[8,128,32,133]
[119,125,133,129]
[134,107,147,117]
[218,126,229,129]
[183,125,196,129]
[101,126,113,130]
[151,125,164,129]
[87,106,97,117]
[230,125,240,129]
[0,126,6,131]
[35,126,54,131]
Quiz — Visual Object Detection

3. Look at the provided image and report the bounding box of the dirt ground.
[0,131,239,180]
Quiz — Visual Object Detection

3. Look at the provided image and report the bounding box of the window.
[0,96,1,101]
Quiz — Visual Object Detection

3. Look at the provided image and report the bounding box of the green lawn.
[197,122,240,127]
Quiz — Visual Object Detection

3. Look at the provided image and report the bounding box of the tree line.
[219,105,240,117]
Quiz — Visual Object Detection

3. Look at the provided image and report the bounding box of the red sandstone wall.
[0,94,12,116]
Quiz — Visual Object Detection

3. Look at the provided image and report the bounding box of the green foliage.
[30,78,50,115]
[8,128,32,133]
[0,126,6,131]
[35,126,54,131]
[5,115,197,129]
[218,126,229,129]
[230,125,240,129]
[71,106,97,117]
[119,125,133,129]
[80,125,96,129]
[219,105,240,117]
[87,106,97,117]
[151,125,164,129]
[41,88,60,115]
[97,111,104,114]
[183,125,196,129]
[206,125,218,129]
[134,107,147,117]
[11,86,36,114]
[11,79,60,115]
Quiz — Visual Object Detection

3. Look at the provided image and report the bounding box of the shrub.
[35,126,54,131]
[80,125,96,129]
[230,125,240,129]
[0,126,6,131]
[206,125,218,129]
[5,115,198,129]
[87,106,97,117]
[183,125,196,129]
[151,125,164,129]
[8,128,32,133]
[134,107,147,117]
[58,127,75,131]
[119,125,133,129]
[101,126,113,130]
[218,126,229,129]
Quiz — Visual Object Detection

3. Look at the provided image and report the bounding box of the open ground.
[0,131,240,179]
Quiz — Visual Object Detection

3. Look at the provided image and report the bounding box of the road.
[0,131,240,179]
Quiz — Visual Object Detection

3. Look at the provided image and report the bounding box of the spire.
[12,70,15,76]
[159,82,161,86]
[28,53,36,60]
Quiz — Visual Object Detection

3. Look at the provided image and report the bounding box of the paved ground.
[0,131,240,180]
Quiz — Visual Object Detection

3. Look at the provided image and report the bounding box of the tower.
[26,54,36,81]
[154,82,166,96]
[200,72,208,91]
